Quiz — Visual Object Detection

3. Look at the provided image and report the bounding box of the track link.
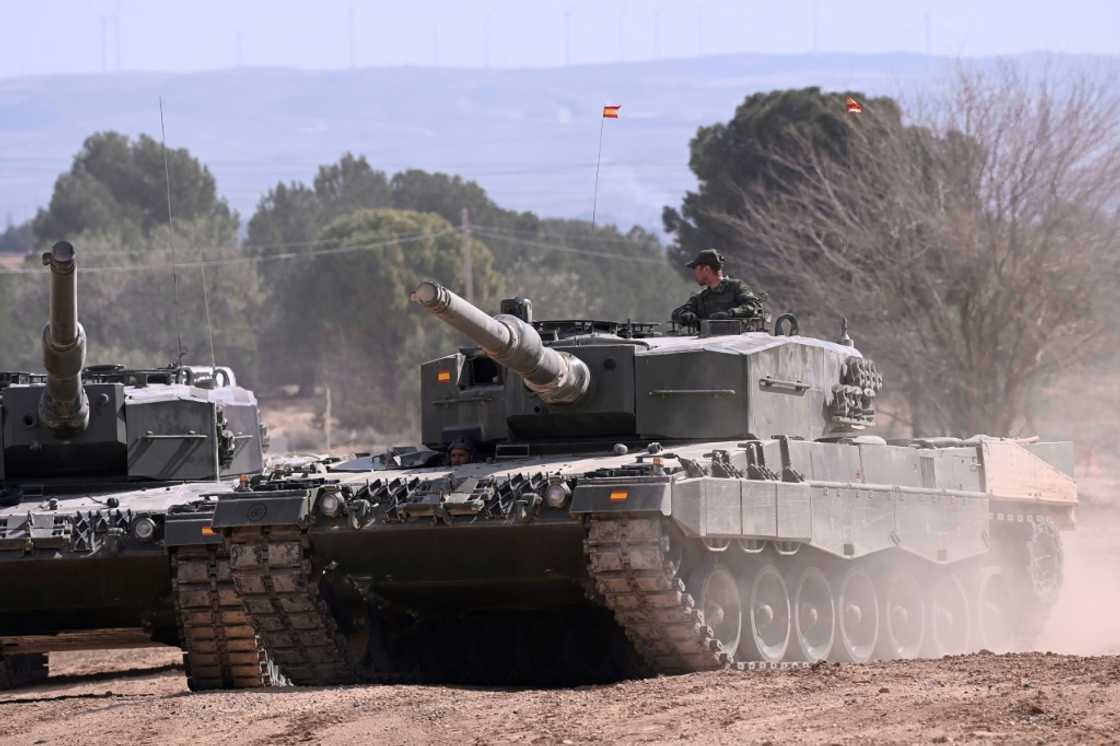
[228,527,361,686]
[171,545,276,690]
[585,515,729,674]
[0,653,48,690]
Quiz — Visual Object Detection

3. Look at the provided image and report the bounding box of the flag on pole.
[602,104,621,119]
[846,96,863,114]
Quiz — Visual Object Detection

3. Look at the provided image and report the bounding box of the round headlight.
[544,481,571,509]
[318,492,342,517]
[132,516,157,542]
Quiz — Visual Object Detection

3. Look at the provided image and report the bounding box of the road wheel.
[789,564,836,662]
[834,565,880,663]
[877,568,927,660]
[737,562,791,663]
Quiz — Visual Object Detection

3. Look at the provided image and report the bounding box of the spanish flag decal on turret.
[602,104,621,119]
[846,96,863,114]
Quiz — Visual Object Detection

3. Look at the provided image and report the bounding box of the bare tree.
[720,63,1120,437]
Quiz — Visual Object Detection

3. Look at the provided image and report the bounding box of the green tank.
[0,242,275,690]
[209,280,1075,685]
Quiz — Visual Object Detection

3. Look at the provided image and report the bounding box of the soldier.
[448,439,474,466]
[671,249,763,325]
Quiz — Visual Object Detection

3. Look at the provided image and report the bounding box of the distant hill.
[0,52,1114,234]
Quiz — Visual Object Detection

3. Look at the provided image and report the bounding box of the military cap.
[685,248,724,269]
[448,439,474,453]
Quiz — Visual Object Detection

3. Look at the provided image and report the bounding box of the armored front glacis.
[0,242,272,691]
[210,281,1075,686]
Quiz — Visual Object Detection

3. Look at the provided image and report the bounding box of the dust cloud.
[1036,482,1120,655]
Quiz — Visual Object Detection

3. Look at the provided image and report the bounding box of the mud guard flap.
[211,489,313,528]
[571,479,671,515]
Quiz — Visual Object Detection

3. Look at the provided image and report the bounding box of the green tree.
[32,131,234,243]
[305,208,501,430]
[662,87,900,296]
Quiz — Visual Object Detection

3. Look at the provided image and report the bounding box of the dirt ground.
[0,649,1117,745]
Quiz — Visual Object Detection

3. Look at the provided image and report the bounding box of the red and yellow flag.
[846,96,863,114]
[602,104,621,119]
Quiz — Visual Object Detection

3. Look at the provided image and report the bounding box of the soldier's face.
[450,448,471,465]
[693,265,716,285]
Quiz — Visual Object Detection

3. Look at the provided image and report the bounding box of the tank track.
[171,545,278,690]
[0,653,48,690]
[585,514,732,674]
[227,527,365,686]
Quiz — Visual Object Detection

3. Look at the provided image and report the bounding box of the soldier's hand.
[677,311,698,325]
[709,311,731,320]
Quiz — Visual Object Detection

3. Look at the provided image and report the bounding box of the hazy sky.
[1,0,1117,78]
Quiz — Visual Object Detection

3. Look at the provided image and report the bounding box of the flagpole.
[591,114,606,230]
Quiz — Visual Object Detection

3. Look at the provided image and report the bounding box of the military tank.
[0,242,274,690]
[209,280,1075,685]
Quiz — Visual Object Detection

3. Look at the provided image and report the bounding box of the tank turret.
[39,241,89,434]
[412,281,590,405]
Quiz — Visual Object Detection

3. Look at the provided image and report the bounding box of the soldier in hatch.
[670,249,763,326]
[448,439,474,466]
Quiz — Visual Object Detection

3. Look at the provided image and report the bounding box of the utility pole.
[461,208,474,303]
[811,0,819,53]
[99,16,108,72]
[113,5,122,70]
[483,11,493,68]
[564,9,572,66]
[348,3,356,68]
[618,4,625,63]
[696,4,704,57]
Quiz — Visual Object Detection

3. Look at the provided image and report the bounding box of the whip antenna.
[159,97,217,374]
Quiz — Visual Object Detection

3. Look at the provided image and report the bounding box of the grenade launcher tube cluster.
[411,280,591,405]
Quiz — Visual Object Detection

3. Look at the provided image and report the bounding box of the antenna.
[924,12,932,55]
[158,98,185,367]
[653,4,661,59]
[158,98,218,375]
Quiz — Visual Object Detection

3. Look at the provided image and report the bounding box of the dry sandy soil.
[0,649,1117,745]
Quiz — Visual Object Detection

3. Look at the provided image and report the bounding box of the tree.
[716,66,1120,436]
[663,87,901,296]
[303,208,501,431]
[32,131,234,243]
[247,154,688,394]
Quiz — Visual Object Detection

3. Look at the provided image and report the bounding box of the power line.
[471,227,668,265]
[0,231,454,276]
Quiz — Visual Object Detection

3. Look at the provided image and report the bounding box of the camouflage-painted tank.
[208,281,1075,685]
[0,242,274,690]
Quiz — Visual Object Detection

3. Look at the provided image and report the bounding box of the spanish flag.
[846,96,863,114]
[602,104,621,119]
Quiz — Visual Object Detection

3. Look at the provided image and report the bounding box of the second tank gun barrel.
[39,241,89,434]
[411,281,590,405]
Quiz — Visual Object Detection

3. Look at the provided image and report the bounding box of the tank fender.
[570,476,671,515]
[164,511,224,547]
[211,489,313,529]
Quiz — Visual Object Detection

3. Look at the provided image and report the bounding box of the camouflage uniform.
[671,277,763,323]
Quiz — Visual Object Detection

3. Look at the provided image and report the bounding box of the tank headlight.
[131,516,158,542]
[318,492,342,518]
[544,481,571,509]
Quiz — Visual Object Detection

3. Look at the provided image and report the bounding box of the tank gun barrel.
[411,281,590,405]
[39,241,89,434]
